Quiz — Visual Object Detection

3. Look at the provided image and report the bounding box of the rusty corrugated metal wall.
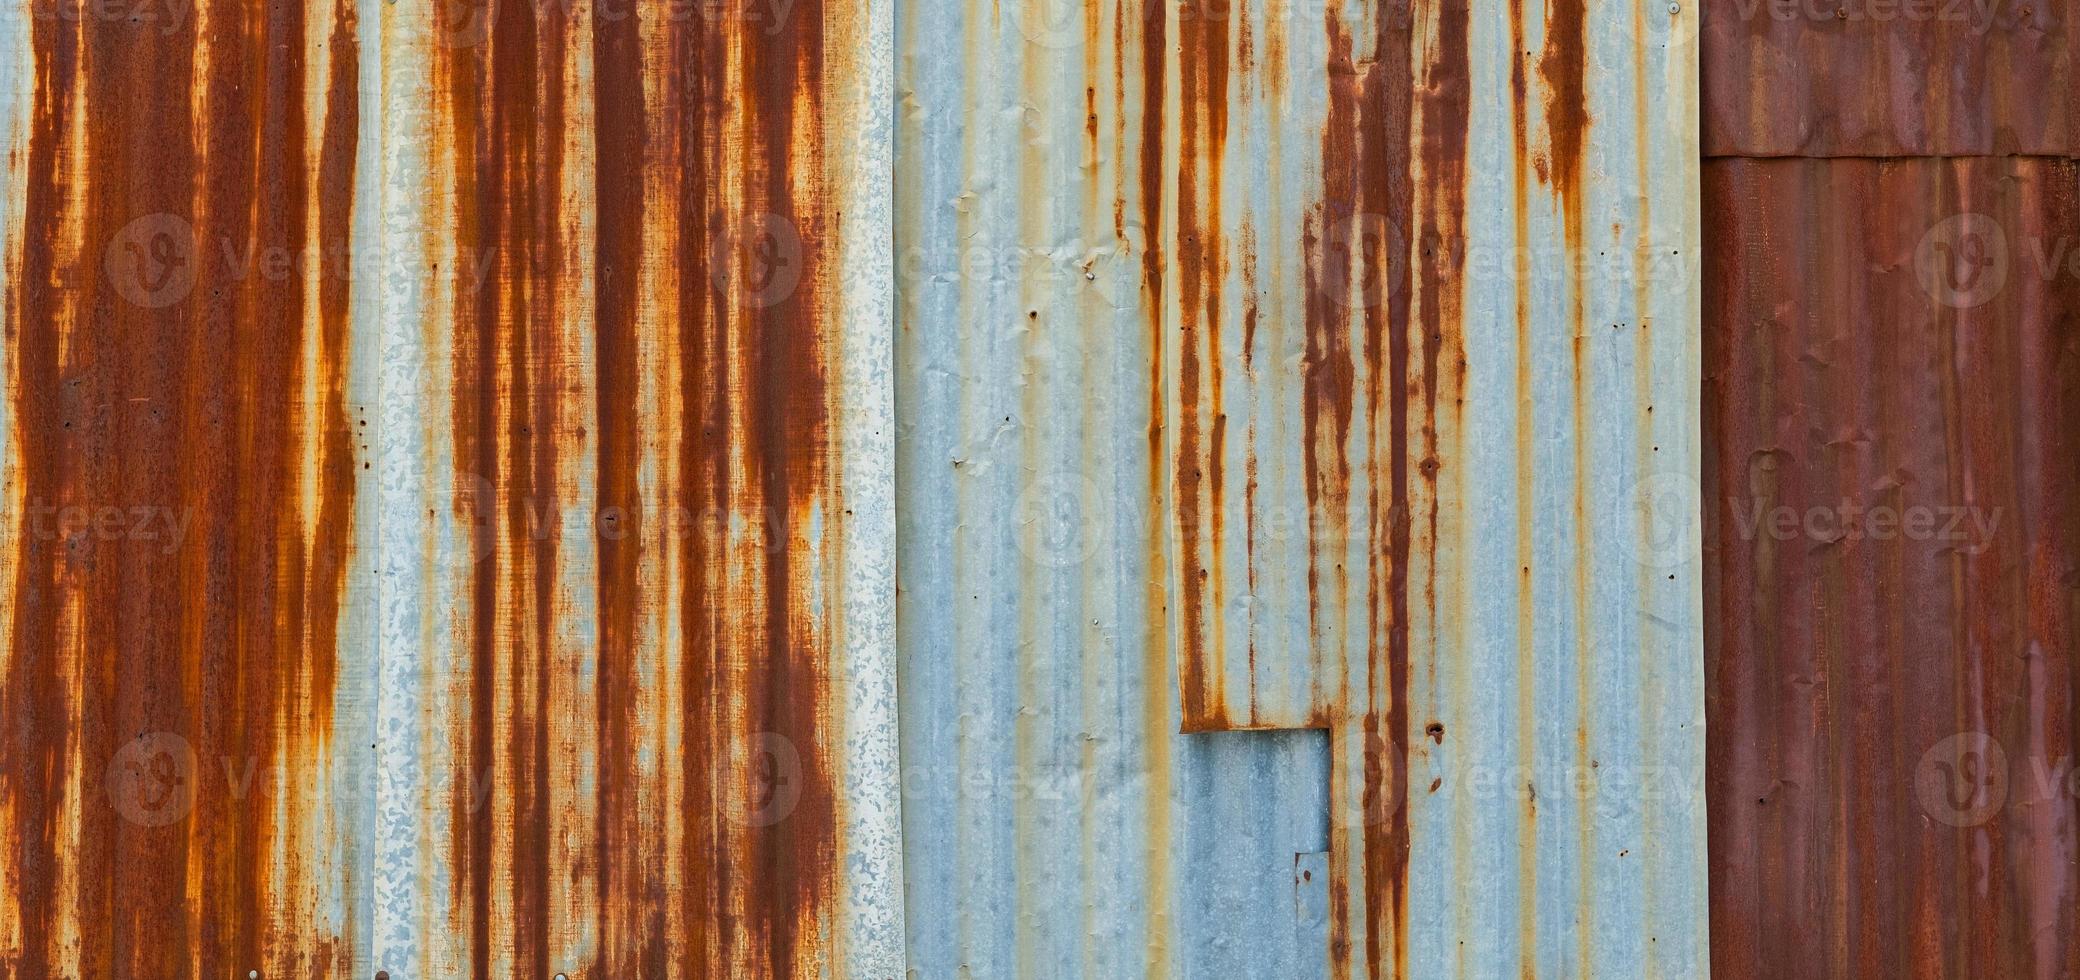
[1704,5,2080,977]
[19,0,2006,974]
[0,1,375,974]
[893,0,1340,976]
[7,0,2076,973]
[0,0,901,976]
[0,0,1710,974]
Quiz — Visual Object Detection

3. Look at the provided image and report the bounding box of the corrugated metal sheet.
[1704,156,2080,977]
[892,0,1339,974]
[0,1,375,974]
[1701,0,2079,156]
[1,0,1714,974]
[897,0,1708,976]
[1,0,901,976]
[1702,0,2080,970]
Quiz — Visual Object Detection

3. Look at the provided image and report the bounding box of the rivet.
[1668,2,1679,12]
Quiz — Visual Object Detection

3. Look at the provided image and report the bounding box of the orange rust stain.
[3,1,361,976]
[1537,0,1593,960]
[1536,0,1591,241]
[1134,0,1174,972]
[428,0,840,975]
[1175,0,1231,732]
[1507,0,1544,966]
[1239,223,1260,706]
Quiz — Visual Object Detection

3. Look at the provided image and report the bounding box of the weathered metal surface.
[1,0,1714,972]
[1704,156,2080,978]
[1701,0,2080,156]
[2,0,900,976]
[892,0,1338,975]
[1166,0,1710,975]
[0,1,375,975]
[377,0,900,975]
[897,0,1709,977]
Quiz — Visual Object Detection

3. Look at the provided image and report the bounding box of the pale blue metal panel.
[892,0,1336,976]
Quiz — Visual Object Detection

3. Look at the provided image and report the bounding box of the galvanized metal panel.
[892,0,1337,976]
[2,0,900,976]
[1704,156,2080,978]
[898,0,1708,977]
[1167,0,1709,976]
[1701,0,2079,156]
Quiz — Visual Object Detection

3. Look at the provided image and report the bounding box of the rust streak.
[1175,0,1232,732]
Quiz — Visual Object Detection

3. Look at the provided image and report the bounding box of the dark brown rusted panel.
[2,2,362,976]
[425,0,841,974]
[1701,0,2080,156]
[1704,156,2080,979]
